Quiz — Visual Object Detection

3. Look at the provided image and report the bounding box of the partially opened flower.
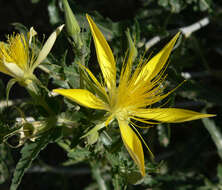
[0,25,64,86]
[53,15,215,176]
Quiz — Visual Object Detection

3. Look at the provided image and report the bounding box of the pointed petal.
[0,43,13,76]
[78,63,109,103]
[78,63,107,95]
[3,62,24,78]
[53,89,107,110]
[86,14,116,90]
[0,64,14,77]
[34,24,64,68]
[119,31,137,85]
[134,108,215,123]
[118,119,145,176]
[137,33,180,83]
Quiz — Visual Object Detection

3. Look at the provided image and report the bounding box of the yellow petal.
[119,31,136,85]
[78,63,107,95]
[136,33,180,83]
[78,63,109,104]
[3,62,24,78]
[33,24,64,68]
[134,108,215,123]
[86,14,116,91]
[118,119,145,176]
[3,34,28,71]
[53,89,107,110]
[0,64,13,77]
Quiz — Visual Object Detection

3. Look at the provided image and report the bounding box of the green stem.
[26,82,54,115]
[202,117,222,159]
[91,162,107,190]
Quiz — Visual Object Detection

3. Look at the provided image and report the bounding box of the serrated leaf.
[59,111,81,126]
[87,131,99,145]
[81,29,91,65]
[67,147,91,164]
[63,64,80,88]
[10,127,62,190]
[126,171,143,184]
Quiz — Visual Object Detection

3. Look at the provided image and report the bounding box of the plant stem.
[91,162,108,190]
[202,117,222,159]
[26,81,54,115]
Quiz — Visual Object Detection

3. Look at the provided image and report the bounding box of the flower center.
[113,108,129,122]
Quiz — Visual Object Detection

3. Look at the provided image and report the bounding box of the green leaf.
[125,28,138,62]
[0,144,13,184]
[63,64,80,88]
[10,127,62,190]
[67,147,91,164]
[60,49,68,67]
[0,154,9,184]
[11,23,28,35]
[80,28,92,65]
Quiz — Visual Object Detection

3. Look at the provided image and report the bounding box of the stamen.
[130,120,153,129]
[130,116,160,125]
[130,123,155,160]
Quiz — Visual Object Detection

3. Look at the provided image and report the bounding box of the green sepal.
[6,79,17,105]
[125,28,138,62]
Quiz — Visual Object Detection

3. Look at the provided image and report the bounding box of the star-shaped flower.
[53,15,214,176]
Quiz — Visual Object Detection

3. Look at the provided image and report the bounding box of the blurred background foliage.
[0,0,222,189]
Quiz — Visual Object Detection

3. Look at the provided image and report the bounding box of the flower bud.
[61,0,82,48]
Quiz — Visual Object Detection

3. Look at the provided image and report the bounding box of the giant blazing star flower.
[53,15,214,176]
[0,25,64,86]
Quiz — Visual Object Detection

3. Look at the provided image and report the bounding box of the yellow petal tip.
[205,114,216,118]
[86,14,92,22]
[52,89,60,93]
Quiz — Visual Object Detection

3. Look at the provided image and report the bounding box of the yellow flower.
[0,25,64,86]
[53,15,215,176]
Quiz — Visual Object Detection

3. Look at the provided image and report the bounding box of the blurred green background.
[0,0,222,189]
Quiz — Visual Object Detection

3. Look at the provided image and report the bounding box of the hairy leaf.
[10,127,62,190]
